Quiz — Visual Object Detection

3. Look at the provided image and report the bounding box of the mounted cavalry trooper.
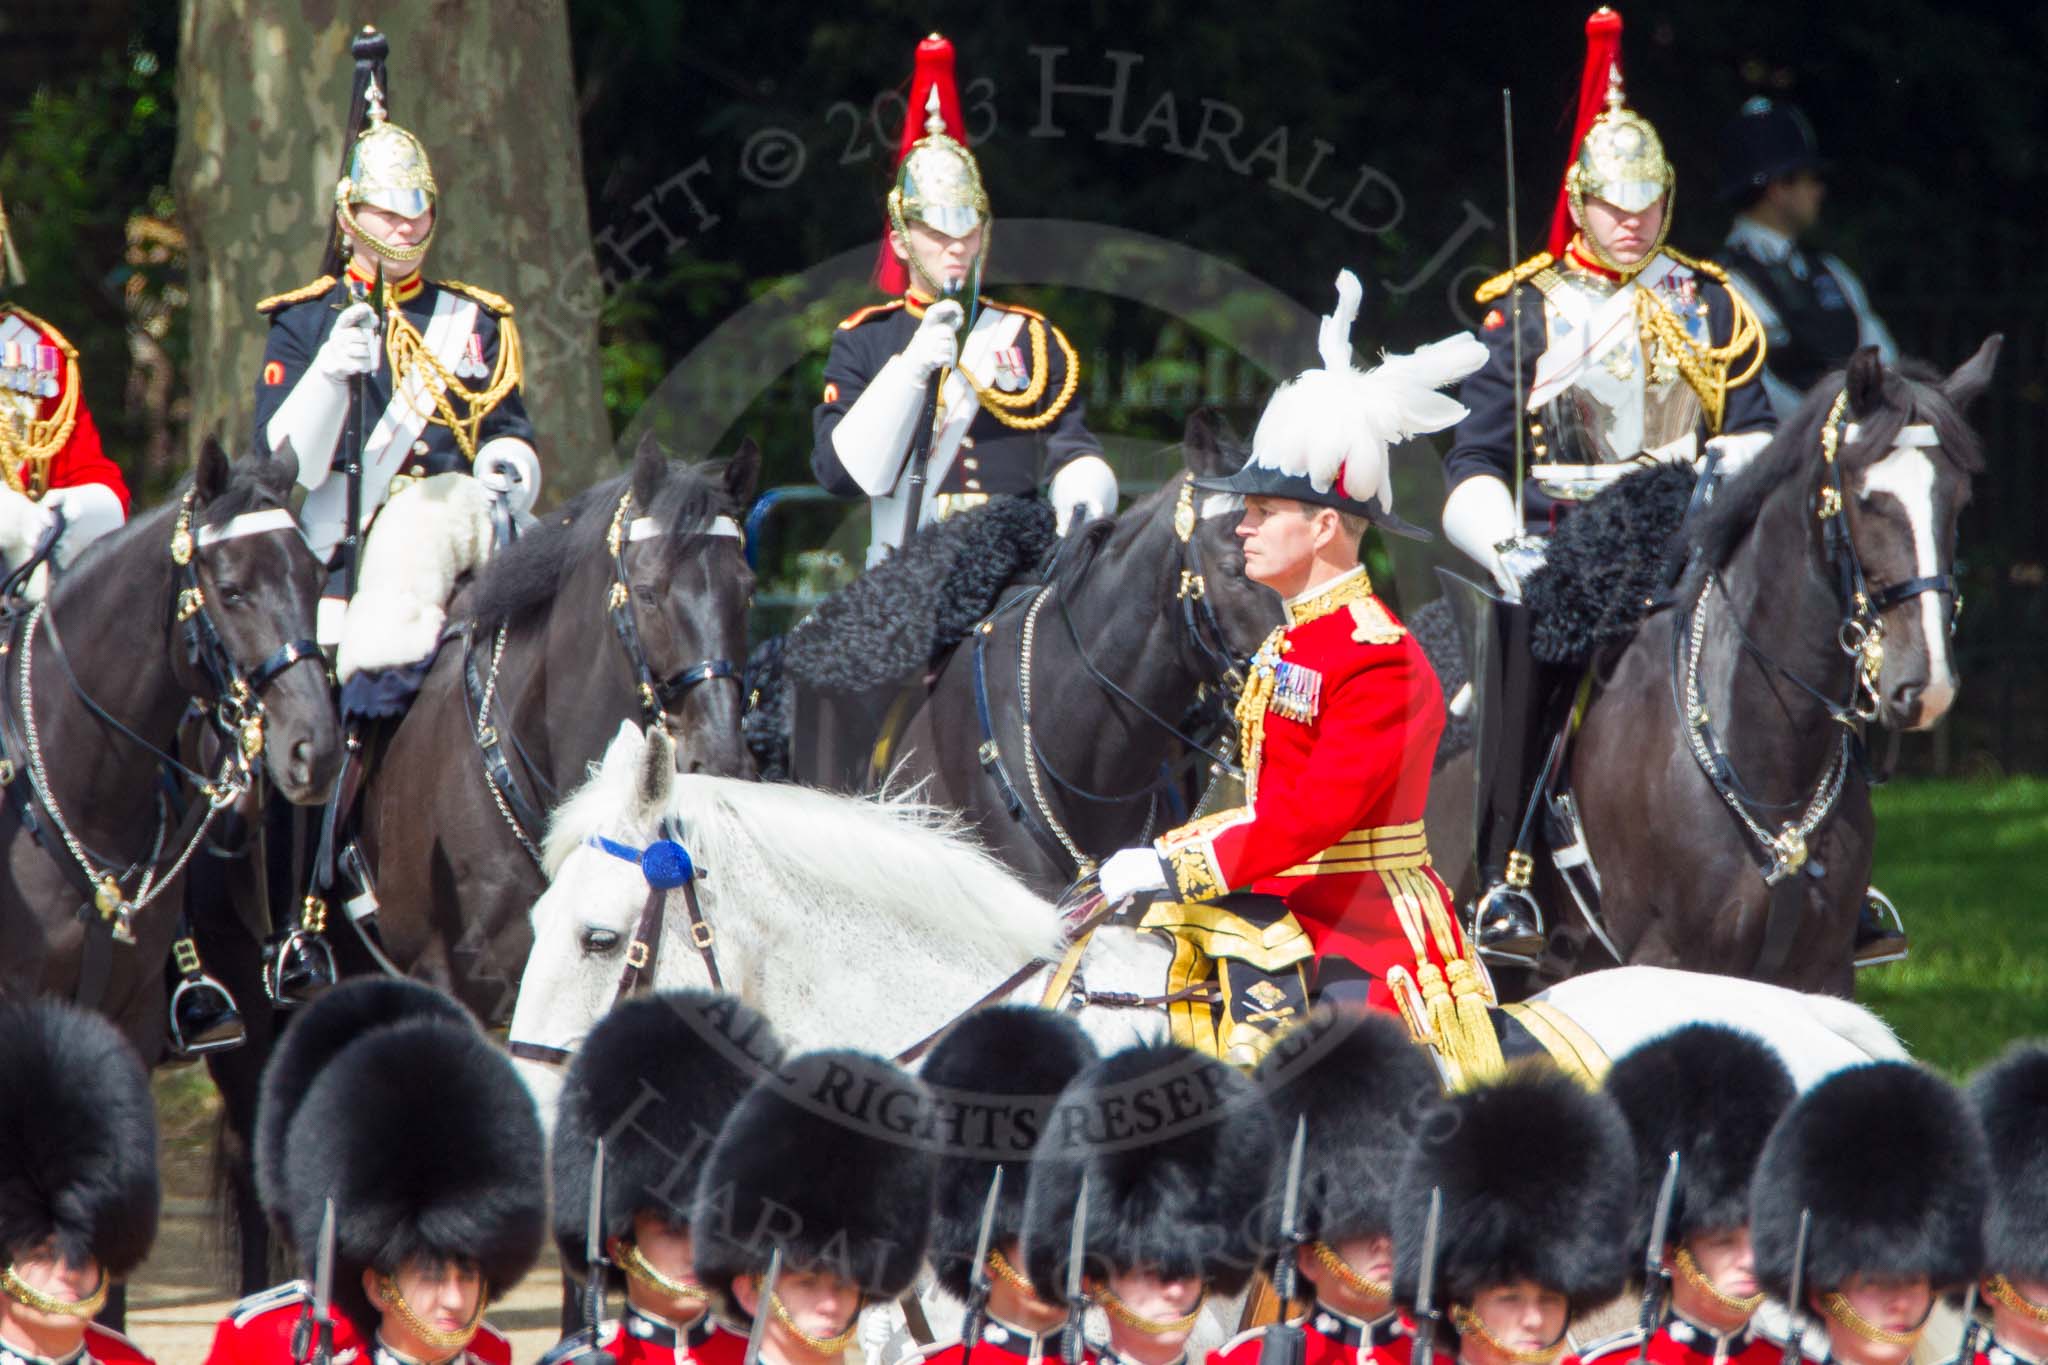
[811,33,1114,567]
[248,26,537,995]
[1967,1043,2048,1365]
[1095,271,1495,1068]
[1585,1025,1796,1365]
[1749,1062,1989,1365]
[0,188,131,596]
[1391,1064,1635,1365]
[0,1000,159,1365]
[897,1006,1099,1365]
[207,978,546,1365]
[1020,1041,1278,1365]
[541,991,784,1365]
[1212,1010,1451,1365]
[688,1049,938,1365]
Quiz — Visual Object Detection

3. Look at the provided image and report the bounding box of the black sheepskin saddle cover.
[783,497,1059,694]
[1525,464,1696,667]
[1404,596,1472,770]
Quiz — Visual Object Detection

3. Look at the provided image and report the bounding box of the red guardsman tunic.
[201,1280,511,1365]
[0,304,128,510]
[1580,1316,1780,1365]
[1208,1305,1451,1365]
[909,1319,1101,1365]
[537,1307,736,1365]
[1151,566,1487,1026]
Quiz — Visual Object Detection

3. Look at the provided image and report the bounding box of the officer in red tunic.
[1095,270,1493,1066]
[897,1007,1099,1365]
[0,1000,159,1365]
[688,1050,938,1365]
[1392,1065,1635,1365]
[1968,1043,2048,1365]
[1020,1042,1278,1365]
[1583,1026,1796,1365]
[204,978,545,1365]
[0,190,131,595]
[539,992,783,1365]
[1749,1063,1989,1365]
[1210,1010,1451,1365]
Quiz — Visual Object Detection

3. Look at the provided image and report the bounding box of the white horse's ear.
[601,719,645,770]
[638,725,676,820]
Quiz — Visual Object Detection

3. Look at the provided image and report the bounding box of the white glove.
[314,301,380,382]
[1641,432,1699,467]
[1049,454,1119,533]
[0,483,54,566]
[474,437,542,516]
[40,484,125,568]
[903,300,964,378]
[1704,430,1773,479]
[1441,475,1525,599]
[1099,846,1169,906]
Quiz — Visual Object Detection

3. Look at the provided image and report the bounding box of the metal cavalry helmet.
[330,26,438,268]
[1548,7,1676,273]
[877,33,989,297]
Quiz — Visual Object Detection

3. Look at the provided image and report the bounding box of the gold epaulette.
[837,299,906,330]
[0,304,77,359]
[979,295,1045,321]
[255,276,337,315]
[1347,597,1406,645]
[439,279,514,315]
[1475,252,1556,304]
[1659,247,1729,283]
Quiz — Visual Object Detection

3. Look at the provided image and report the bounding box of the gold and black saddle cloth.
[1139,893,1313,1068]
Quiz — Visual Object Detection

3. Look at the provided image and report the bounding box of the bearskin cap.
[1255,1008,1444,1247]
[1393,1063,1635,1315]
[282,1014,547,1343]
[689,1050,938,1323]
[1019,1042,1279,1300]
[0,1000,159,1277]
[255,977,471,1241]
[551,991,782,1279]
[1751,1061,1989,1298]
[1604,1025,1795,1260]
[1971,1042,2048,1280]
[921,1006,1099,1302]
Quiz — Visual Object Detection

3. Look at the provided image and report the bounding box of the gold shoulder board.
[439,279,515,316]
[1347,597,1407,645]
[1659,247,1729,283]
[837,299,907,330]
[978,296,1047,321]
[255,276,338,315]
[1474,252,1557,305]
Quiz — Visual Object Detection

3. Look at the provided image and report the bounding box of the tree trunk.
[173,0,608,491]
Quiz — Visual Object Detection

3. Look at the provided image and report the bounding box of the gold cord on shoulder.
[1475,252,1558,305]
[0,306,81,495]
[953,318,1082,431]
[383,284,523,461]
[1631,274,1767,435]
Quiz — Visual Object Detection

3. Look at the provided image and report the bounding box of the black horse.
[1494,340,1997,995]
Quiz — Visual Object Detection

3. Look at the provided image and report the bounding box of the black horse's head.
[1834,338,1996,730]
[1178,408,1285,662]
[189,437,342,800]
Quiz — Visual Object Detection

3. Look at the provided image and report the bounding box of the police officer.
[1967,1042,2048,1365]
[1719,99,1897,421]
[1096,271,1494,1069]
[1439,7,1775,962]
[0,1000,159,1365]
[1020,1042,1279,1365]
[541,992,783,1365]
[1585,1025,1797,1365]
[1392,1064,1635,1365]
[812,34,1114,567]
[1212,1009,1451,1365]
[899,1006,1099,1365]
[0,189,131,595]
[689,1049,939,1365]
[1749,1062,1990,1365]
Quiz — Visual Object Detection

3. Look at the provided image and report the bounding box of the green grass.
[1856,776,2048,1076]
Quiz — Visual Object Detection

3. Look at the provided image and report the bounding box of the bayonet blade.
[743,1248,783,1365]
[1065,1172,1091,1306]
[1646,1152,1680,1278]
[586,1138,608,1272]
[1279,1117,1307,1249]
[313,1196,335,1319]
[969,1166,1004,1298]
[1779,1209,1812,1365]
[1415,1186,1441,1316]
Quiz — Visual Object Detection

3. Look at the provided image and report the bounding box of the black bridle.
[604,486,740,727]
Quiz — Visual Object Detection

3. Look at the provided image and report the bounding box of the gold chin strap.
[0,1263,109,1319]
[1449,1305,1568,1365]
[334,196,436,266]
[1987,1276,2048,1326]
[377,1274,488,1354]
[1310,1242,1392,1303]
[1097,1287,1206,1336]
[619,1241,710,1304]
[1819,1291,1925,1347]
[766,1288,861,1355]
[1671,1246,1765,1316]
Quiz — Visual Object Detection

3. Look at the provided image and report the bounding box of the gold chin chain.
[988,1249,1037,1296]
[1819,1292,1925,1347]
[1448,1306,1568,1365]
[382,283,522,461]
[619,1241,710,1304]
[1096,1287,1206,1335]
[767,1289,861,1354]
[335,197,435,265]
[1310,1242,1391,1302]
[0,1263,109,1318]
[1987,1276,2048,1326]
[1672,1247,1765,1315]
[377,1274,488,1354]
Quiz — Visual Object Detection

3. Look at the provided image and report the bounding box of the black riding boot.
[1852,886,1909,967]
[263,896,338,1006]
[167,933,245,1056]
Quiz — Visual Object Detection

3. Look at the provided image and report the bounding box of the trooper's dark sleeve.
[1706,278,1777,437]
[1442,284,1546,494]
[251,300,331,439]
[810,323,888,500]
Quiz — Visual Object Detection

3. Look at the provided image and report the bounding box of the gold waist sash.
[1276,821,1430,878]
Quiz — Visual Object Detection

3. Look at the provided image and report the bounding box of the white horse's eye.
[581,927,622,954]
